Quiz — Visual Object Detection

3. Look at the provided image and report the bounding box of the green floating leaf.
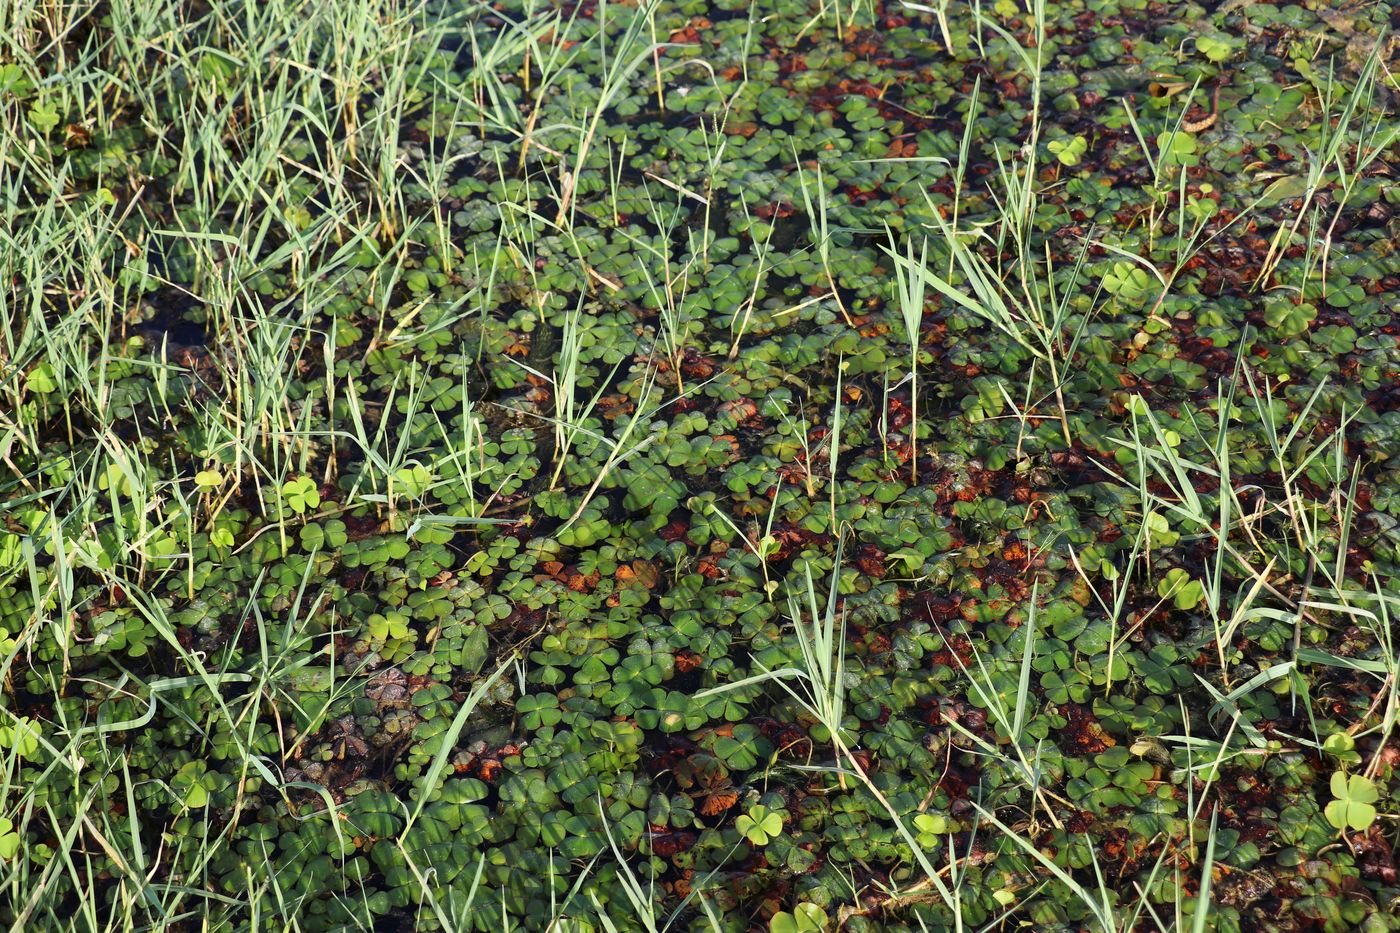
[1325,771,1378,832]
[0,818,18,860]
[771,903,826,933]
[736,805,783,846]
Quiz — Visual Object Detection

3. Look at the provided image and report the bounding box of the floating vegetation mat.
[3,0,1400,929]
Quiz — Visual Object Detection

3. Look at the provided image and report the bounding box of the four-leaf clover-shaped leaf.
[1157,568,1204,609]
[771,904,827,933]
[194,470,223,490]
[1196,34,1236,63]
[913,812,948,848]
[0,717,42,759]
[172,761,219,809]
[25,363,57,394]
[1325,771,1378,832]
[0,818,18,860]
[1157,130,1199,167]
[27,102,60,134]
[1263,296,1317,337]
[1322,732,1361,766]
[1047,135,1088,166]
[281,476,321,516]
[394,464,433,498]
[1104,262,1154,305]
[736,805,783,846]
